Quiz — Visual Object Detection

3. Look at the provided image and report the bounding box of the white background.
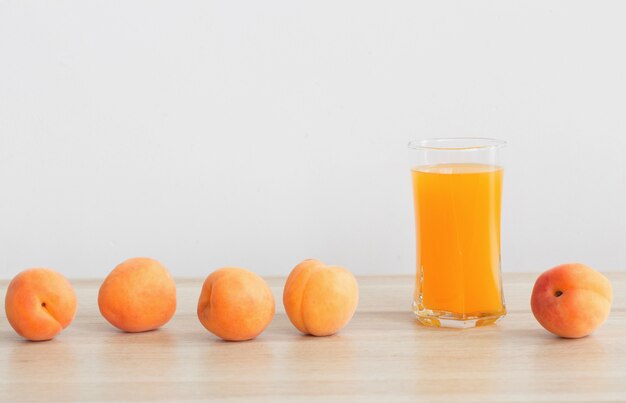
[1,1,625,279]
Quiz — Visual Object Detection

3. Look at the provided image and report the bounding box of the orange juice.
[412,163,505,321]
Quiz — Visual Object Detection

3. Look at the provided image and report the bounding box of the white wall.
[1,1,625,278]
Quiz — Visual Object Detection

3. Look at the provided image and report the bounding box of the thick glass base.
[413,302,506,329]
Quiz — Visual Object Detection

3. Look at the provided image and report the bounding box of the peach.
[98,257,176,332]
[531,263,612,338]
[197,267,275,341]
[283,259,359,336]
[5,268,77,341]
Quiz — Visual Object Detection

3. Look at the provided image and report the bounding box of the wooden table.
[1,273,624,402]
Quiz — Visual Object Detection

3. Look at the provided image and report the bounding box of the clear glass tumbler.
[409,138,506,328]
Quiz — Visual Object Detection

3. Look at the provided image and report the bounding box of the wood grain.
[1,273,625,402]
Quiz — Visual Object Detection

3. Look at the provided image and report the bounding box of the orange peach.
[531,263,612,338]
[197,267,275,341]
[5,268,77,341]
[98,257,176,332]
[283,259,359,336]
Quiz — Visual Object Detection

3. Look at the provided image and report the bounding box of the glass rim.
[408,137,506,151]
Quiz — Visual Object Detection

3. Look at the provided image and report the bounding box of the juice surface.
[412,163,504,315]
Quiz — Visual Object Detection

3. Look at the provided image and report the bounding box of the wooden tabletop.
[1,273,625,402]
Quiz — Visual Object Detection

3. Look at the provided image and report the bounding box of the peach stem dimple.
[40,301,58,322]
[554,290,563,297]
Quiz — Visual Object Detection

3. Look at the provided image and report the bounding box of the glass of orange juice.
[409,138,506,328]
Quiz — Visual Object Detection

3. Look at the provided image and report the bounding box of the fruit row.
[4,257,358,342]
[3,260,613,341]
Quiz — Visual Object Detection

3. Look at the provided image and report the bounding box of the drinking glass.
[409,138,506,328]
